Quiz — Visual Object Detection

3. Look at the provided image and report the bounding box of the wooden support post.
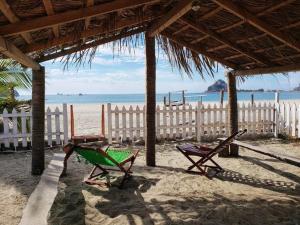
[227,72,239,156]
[219,72,239,157]
[31,66,45,175]
[145,31,156,167]
[182,90,185,105]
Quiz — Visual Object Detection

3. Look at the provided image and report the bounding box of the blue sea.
[18,91,300,104]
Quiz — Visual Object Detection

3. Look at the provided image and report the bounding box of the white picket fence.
[275,103,300,138]
[107,102,286,143]
[0,104,68,149]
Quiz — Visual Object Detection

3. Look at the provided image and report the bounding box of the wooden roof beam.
[0,37,40,69]
[23,15,157,53]
[180,18,272,65]
[42,0,59,38]
[215,0,296,34]
[148,0,193,37]
[0,0,158,36]
[161,31,237,69]
[212,0,300,52]
[232,63,300,76]
[37,28,144,62]
[85,0,94,30]
[0,0,32,43]
[207,19,300,52]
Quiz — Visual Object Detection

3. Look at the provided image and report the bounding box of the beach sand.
[47,139,300,225]
[0,151,54,225]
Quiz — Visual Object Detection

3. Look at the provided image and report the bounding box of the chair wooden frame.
[63,143,139,188]
[176,130,247,177]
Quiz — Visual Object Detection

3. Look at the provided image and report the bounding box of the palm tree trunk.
[227,72,239,156]
[31,67,45,175]
[145,31,156,166]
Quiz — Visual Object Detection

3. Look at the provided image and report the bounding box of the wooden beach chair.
[176,129,247,177]
[63,143,139,188]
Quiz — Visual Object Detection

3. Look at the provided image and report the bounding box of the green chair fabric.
[74,147,133,167]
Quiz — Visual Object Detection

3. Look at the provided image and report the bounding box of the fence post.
[298,104,300,138]
[107,103,112,144]
[21,108,27,147]
[3,108,9,148]
[196,101,201,142]
[55,107,61,145]
[12,108,18,150]
[46,107,52,146]
[63,103,68,145]
[274,92,280,137]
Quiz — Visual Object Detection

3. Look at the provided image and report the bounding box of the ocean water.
[18,91,300,104]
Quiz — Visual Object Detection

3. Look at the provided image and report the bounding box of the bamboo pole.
[31,66,45,175]
[145,31,156,166]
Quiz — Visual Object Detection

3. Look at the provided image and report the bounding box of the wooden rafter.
[233,63,300,76]
[173,25,189,35]
[207,19,300,52]
[148,0,193,37]
[212,0,300,52]
[241,53,300,68]
[215,0,296,34]
[23,15,156,53]
[37,28,144,62]
[85,0,94,30]
[162,31,237,69]
[201,0,296,49]
[181,18,272,65]
[42,0,59,38]
[0,37,40,69]
[0,0,32,43]
[224,44,287,61]
[200,7,223,21]
[0,0,158,37]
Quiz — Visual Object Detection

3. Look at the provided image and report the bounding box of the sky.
[20,44,300,95]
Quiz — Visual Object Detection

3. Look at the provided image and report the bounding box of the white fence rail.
[0,104,68,149]
[107,102,298,143]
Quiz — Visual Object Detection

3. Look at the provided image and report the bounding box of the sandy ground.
[0,151,54,225]
[47,139,300,225]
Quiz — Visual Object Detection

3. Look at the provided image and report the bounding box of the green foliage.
[0,59,32,100]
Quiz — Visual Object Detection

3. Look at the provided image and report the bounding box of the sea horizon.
[17,91,300,104]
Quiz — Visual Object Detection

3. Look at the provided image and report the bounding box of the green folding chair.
[63,143,139,188]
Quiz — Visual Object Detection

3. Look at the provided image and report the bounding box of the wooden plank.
[218,138,300,167]
[0,0,158,36]
[180,18,272,65]
[129,106,133,141]
[12,109,18,149]
[19,153,65,225]
[162,31,237,69]
[148,0,193,37]
[24,15,155,53]
[136,106,141,139]
[232,63,300,76]
[0,0,32,43]
[212,0,300,52]
[0,36,40,69]
[85,0,94,30]
[42,0,60,38]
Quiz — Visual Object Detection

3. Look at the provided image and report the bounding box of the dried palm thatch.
[0,0,299,77]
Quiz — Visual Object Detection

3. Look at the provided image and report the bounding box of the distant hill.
[206,79,227,92]
[294,84,300,91]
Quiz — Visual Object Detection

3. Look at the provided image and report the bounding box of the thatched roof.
[0,0,299,75]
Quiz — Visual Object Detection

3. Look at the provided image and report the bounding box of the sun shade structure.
[0,0,299,173]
